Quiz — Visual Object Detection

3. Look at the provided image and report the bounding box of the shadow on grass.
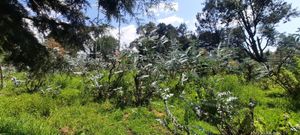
[289,98,300,112]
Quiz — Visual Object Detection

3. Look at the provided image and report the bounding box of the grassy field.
[0,73,299,134]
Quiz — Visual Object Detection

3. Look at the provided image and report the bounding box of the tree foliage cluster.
[0,0,300,134]
[0,0,169,70]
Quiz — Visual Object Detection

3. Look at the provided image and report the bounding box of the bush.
[86,53,161,107]
[276,57,300,98]
[48,74,83,90]
[200,75,242,93]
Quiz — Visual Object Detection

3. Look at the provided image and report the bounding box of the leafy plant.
[276,57,300,98]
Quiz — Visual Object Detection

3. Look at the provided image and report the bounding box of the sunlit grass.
[0,73,299,134]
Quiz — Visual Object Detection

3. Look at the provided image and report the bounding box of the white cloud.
[158,15,184,25]
[120,25,139,49]
[148,2,179,16]
[158,16,198,33]
[185,19,197,32]
[109,25,139,50]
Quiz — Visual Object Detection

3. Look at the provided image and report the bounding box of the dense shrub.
[276,57,300,98]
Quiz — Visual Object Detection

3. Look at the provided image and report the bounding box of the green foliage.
[0,94,53,118]
[1,0,300,134]
[99,100,114,112]
[160,73,300,134]
[58,89,81,105]
[0,116,55,135]
[254,107,300,134]
[0,0,169,70]
[276,57,300,97]
[92,35,118,60]
[1,21,300,135]
[0,70,300,134]
[0,93,171,134]
[86,63,157,107]
[48,74,83,90]
[189,121,220,134]
[87,69,136,106]
[200,75,241,92]
[197,0,299,62]
[0,94,55,134]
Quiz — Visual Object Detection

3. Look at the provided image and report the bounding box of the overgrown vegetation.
[1,0,300,134]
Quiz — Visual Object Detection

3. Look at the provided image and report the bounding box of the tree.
[94,36,119,61]
[198,0,299,63]
[133,22,168,55]
[269,32,300,96]
[177,23,195,50]
[0,0,169,70]
[132,22,197,56]
[136,22,157,37]
[196,2,224,51]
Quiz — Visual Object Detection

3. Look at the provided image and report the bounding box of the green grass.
[0,73,299,134]
[0,93,171,134]
[0,73,171,134]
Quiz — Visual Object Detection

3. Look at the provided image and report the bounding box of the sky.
[86,0,300,49]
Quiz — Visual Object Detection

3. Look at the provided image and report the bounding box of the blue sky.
[277,0,300,33]
[86,0,300,48]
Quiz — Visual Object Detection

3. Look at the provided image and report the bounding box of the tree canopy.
[0,0,169,70]
[197,0,299,63]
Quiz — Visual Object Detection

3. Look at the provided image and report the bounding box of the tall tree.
[177,23,192,50]
[196,1,224,51]
[132,22,181,55]
[94,35,119,61]
[132,22,197,54]
[198,0,299,63]
[0,0,170,70]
